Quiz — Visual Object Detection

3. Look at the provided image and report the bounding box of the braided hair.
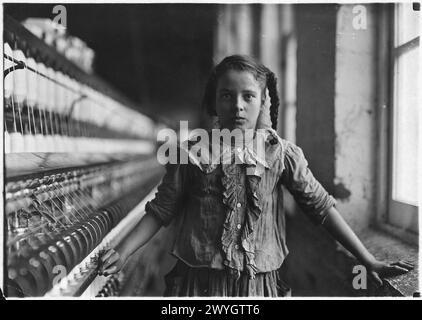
[266,71,280,130]
[202,55,280,130]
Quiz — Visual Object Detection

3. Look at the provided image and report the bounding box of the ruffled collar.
[180,127,283,278]
[180,128,280,174]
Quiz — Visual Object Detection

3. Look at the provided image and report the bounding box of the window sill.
[357,227,419,297]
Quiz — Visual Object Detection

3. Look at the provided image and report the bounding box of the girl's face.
[215,70,264,131]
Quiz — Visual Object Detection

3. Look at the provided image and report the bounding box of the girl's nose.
[233,96,245,112]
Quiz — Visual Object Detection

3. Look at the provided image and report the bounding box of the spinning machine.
[3,16,165,297]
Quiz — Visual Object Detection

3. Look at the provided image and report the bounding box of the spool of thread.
[5,131,12,154]
[36,61,52,153]
[34,134,47,153]
[12,48,27,105]
[26,57,38,109]
[25,57,39,153]
[4,42,14,103]
[10,132,25,153]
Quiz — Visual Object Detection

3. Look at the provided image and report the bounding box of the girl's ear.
[262,88,270,109]
[256,88,272,129]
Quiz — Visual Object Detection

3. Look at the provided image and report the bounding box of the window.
[388,3,419,234]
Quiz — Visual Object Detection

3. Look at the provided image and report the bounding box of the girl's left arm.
[281,141,414,286]
[322,206,414,286]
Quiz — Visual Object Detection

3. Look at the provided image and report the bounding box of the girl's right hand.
[98,248,126,276]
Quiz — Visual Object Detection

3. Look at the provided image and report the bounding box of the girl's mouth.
[233,116,246,123]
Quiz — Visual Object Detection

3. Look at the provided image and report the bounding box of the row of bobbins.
[4,32,156,155]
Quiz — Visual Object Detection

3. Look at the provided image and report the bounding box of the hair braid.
[266,71,280,130]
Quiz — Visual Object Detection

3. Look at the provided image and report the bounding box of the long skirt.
[164,260,291,297]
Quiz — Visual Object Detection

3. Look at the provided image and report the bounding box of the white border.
[0,0,420,300]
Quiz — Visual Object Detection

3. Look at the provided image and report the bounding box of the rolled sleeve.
[146,162,187,227]
[281,142,336,225]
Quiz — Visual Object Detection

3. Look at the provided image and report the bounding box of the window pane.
[395,3,420,46]
[392,46,419,206]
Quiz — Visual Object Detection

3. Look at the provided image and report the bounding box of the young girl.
[99,55,413,297]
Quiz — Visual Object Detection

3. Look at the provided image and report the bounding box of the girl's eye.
[244,94,255,101]
[221,93,231,100]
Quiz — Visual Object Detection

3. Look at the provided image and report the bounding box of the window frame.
[375,3,419,245]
